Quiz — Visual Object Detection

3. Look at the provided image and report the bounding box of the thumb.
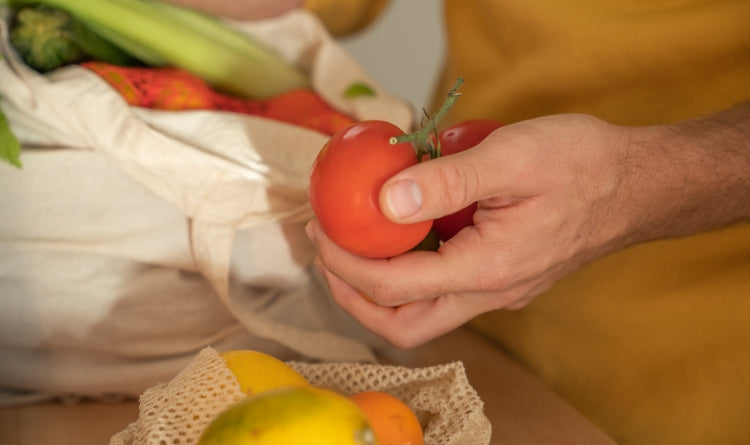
[379,148,491,224]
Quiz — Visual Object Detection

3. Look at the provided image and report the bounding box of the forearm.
[160,0,304,20]
[622,103,750,245]
[304,0,389,36]
[160,0,388,36]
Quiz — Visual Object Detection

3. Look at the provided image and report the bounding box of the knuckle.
[368,282,404,307]
[387,332,422,350]
[432,158,481,212]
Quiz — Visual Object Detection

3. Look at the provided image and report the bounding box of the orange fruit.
[349,391,424,445]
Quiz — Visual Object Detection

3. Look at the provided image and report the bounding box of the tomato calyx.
[389,77,464,162]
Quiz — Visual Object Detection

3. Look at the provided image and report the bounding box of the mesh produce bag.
[110,347,492,445]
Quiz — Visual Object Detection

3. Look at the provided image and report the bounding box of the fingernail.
[385,179,422,219]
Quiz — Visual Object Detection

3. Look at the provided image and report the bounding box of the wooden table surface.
[0,326,615,445]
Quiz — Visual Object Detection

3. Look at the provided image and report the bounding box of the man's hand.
[307,107,750,349]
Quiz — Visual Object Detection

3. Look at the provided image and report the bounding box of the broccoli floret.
[10,6,85,72]
[10,5,140,73]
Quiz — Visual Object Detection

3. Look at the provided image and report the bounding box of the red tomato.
[309,120,433,258]
[433,119,503,241]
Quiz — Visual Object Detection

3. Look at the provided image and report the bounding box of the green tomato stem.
[389,77,464,161]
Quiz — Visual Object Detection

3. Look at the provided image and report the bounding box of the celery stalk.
[4,0,310,99]
[0,101,22,168]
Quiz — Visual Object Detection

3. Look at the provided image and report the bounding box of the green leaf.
[0,104,22,169]
[343,82,376,98]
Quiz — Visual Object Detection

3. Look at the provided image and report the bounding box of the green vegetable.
[0,102,22,169]
[10,5,139,72]
[0,47,21,168]
[4,0,310,99]
[343,82,376,98]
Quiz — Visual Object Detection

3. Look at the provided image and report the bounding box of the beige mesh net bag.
[110,347,492,445]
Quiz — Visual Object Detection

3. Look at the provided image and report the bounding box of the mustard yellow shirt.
[307,1,750,444]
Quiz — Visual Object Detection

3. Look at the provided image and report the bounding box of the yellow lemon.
[198,386,376,445]
[220,350,310,396]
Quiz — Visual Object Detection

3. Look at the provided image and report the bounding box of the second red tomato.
[433,119,503,241]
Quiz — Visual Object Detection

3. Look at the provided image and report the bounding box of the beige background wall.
[339,1,445,112]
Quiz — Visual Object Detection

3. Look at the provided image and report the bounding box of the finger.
[307,219,489,305]
[378,125,541,224]
[324,269,509,349]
